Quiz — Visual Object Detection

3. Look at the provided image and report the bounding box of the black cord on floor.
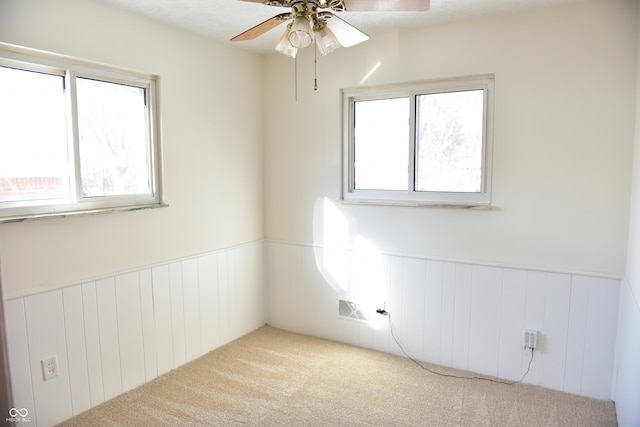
[383,311,534,385]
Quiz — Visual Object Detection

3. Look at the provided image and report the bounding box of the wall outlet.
[41,355,59,381]
[523,329,538,350]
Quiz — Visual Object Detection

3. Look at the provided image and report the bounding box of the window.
[342,75,494,207]
[0,43,163,221]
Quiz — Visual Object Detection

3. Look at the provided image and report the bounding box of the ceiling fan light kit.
[314,24,340,56]
[289,15,313,48]
[231,0,430,58]
[275,24,299,58]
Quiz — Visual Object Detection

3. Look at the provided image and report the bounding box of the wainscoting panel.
[80,281,105,407]
[62,285,91,416]
[497,268,527,381]
[217,252,231,346]
[3,241,265,427]
[197,253,219,353]
[563,275,589,395]
[613,279,640,426]
[423,261,443,365]
[438,262,457,367]
[582,278,620,399]
[4,299,35,421]
[265,241,621,401]
[400,258,425,361]
[95,277,122,401]
[168,262,187,368]
[451,263,472,371]
[540,273,571,392]
[151,264,173,377]
[139,270,157,383]
[182,259,201,363]
[468,265,503,378]
[114,272,146,394]
[24,289,72,425]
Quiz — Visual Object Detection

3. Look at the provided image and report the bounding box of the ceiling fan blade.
[230,13,291,41]
[342,0,429,12]
[238,0,287,5]
[325,14,369,48]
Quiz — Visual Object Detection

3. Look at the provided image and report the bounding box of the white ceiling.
[95,0,587,54]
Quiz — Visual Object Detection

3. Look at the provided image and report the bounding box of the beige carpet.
[59,326,617,426]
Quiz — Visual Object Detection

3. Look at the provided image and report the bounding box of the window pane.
[77,78,150,197]
[415,90,484,193]
[354,97,409,191]
[0,67,69,202]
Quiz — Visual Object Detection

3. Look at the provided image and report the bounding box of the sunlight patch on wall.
[360,61,381,86]
[350,235,387,329]
[318,197,349,291]
[313,197,387,329]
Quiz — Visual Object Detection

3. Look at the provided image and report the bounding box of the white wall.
[264,0,636,278]
[0,0,265,299]
[263,0,635,402]
[613,2,640,426]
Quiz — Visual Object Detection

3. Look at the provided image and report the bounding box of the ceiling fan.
[231,0,430,58]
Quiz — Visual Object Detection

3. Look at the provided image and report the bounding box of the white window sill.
[340,199,492,209]
[0,203,169,224]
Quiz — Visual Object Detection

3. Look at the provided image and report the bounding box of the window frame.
[341,75,494,207]
[0,42,164,222]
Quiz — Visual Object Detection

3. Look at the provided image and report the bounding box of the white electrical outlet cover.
[41,355,59,381]
[523,329,538,349]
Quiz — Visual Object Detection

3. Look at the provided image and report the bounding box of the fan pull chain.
[294,54,298,101]
[314,39,318,91]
